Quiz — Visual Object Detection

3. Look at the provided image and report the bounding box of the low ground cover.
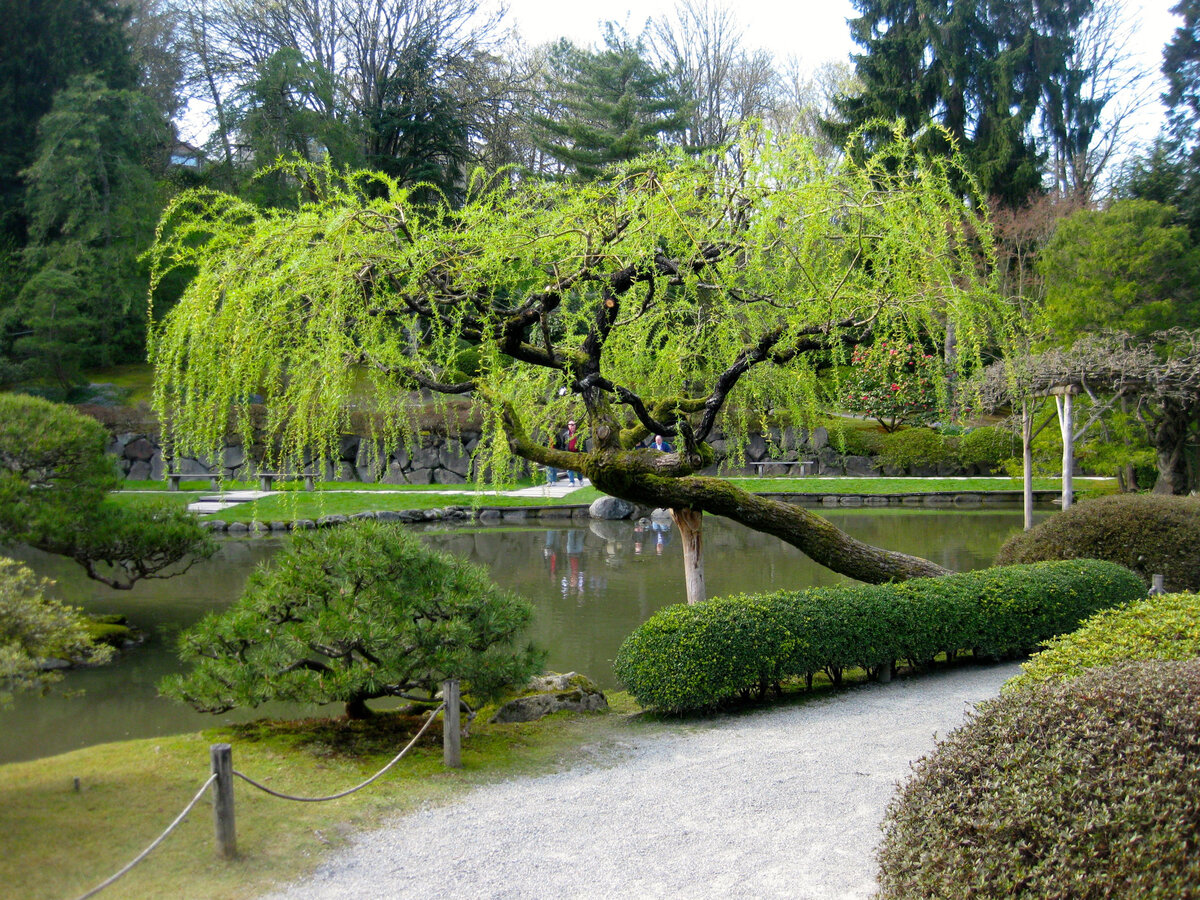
[0,698,637,900]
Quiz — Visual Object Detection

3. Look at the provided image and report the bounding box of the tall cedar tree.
[535,24,692,180]
[827,0,1093,207]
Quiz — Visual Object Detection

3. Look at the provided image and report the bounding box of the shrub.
[1007,591,1200,690]
[0,557,113,707]
[876,427,952,470]
[876,659,1200,899]
[162,521,544,718]
[613,560,1144,713]
[995,493,1200,591]
[824,419,886,457]
[841,341,941,432]
[956,425,1017,470]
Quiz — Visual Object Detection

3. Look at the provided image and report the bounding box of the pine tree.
[535,23,692,180]
[827,0,1093,206]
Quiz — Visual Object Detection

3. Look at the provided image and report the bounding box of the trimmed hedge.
[995,493,1200,592]
[1007,591,1200,690]
[613,560,1145,713]
[877,659,1200,899]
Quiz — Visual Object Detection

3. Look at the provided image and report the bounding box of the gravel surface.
[260,662,1021,900]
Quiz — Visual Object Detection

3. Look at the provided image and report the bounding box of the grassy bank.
[2,699,642,900]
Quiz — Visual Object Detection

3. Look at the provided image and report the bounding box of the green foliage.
[0,393,213,587]
[876,659,1200,899]
[148,128,1010,490]
[955,425,1017,470]
[0,557,112,707]
[876,427,952,470]
[829,0,1092,206]
[824,419,887,457]
[162,521,544,718]
[534,23,692,180]
[840,341,941,431]
[1039,199,1200,340]
[7,75,171,388]
[614,560,1144,713]
[995,493,1200,592]
[1009,591,1200,690]
[0,0,137,240]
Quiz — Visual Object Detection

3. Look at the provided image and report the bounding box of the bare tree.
[1039,0,1158,203]
[651,0,778,151]
[770,57,857,161]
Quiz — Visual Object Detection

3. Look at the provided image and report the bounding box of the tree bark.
[671,507,706,604]
[1151,400,1194,495]
[588,461,949,584]
[345,696,373,719]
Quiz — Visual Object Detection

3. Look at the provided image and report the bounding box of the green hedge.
[1007,591,1200,690]
[614,560,1145,713]
[877,659,1200,899]
[996,493,1200,591]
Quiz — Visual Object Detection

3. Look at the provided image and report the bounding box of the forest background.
[2,0,1199,436]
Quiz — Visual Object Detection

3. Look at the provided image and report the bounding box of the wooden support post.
[210,743,237,859]
[1022,400,1034,531]
[670,507,706,605]
[1053,387,1076,511]
[443,680,461,769]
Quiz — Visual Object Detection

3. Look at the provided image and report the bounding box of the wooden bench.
[255,473,317,492]
[750,460,816,477]
[167,473,220,491]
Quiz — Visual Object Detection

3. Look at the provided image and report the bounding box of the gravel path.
[260,662,1021,900]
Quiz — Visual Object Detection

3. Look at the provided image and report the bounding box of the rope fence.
[70,680,465,900]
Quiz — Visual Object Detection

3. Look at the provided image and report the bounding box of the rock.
[201,520,227,531]
[317,514,348,527]
[127,460,152,480]
[227,522,249,533]
[589,496,636,520]
[294,519,316,530]
[843,455,877,477]
[489,672,608,724]
[745,433,768,461]
[124,437,155,461]
[809,426,829,450]
[432,468,467,485]
[222,445,246,469]
[440,441,471,477]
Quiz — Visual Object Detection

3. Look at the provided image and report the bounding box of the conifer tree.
[535,23,692,180]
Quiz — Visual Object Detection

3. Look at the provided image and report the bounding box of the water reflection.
[2,506,1048,763]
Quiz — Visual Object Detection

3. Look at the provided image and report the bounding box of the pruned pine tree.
[148,128,1013,604]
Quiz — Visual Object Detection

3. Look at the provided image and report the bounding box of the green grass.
[83,364,157,405]
[203,490,589,523]
[0,697,646,900]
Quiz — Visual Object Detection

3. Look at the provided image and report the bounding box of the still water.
[2,507,1047,764]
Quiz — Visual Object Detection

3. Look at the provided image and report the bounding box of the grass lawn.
[0,698,645,900]
[111,476,1115,525]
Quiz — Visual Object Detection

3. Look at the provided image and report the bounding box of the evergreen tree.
[0,0,138,243]
[827,0,1094,206]
[3,76,170,389]
[535,24,692,180]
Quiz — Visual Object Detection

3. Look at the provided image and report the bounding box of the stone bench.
[167,473,220,491]
[255,473,317,492]
[750,460,815,477]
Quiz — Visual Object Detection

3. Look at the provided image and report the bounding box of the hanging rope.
[232,701,445,802]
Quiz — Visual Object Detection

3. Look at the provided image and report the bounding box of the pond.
[1,506,1049,764]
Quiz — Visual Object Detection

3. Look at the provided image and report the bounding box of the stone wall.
[107,423,995,482]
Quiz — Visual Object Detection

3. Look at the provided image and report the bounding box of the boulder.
[745,433,768,461]
[843,455,877,477]
[589,496,636,520]
[809,426,829,450]
[489,672,608,724]
[124,437,155,461]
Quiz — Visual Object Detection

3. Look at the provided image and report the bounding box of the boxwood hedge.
[1007,590,1200,690]
[613,560,1145,713]
[877,659,1200,899]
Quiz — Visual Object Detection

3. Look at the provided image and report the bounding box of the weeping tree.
[148,128,1013,603]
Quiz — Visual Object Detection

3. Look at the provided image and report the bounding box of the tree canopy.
[150,130,1011,594]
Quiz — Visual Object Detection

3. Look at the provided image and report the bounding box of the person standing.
[564,419,582,486]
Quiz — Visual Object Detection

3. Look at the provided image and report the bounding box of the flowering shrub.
[842,341,941,432]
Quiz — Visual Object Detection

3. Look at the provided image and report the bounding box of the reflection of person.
[564,528,585,596]
[563,419,582,486]
[652,434,672,452]
[543,530,558,576]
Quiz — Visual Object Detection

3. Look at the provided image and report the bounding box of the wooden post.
[210,743,236,859]
[670,507,706,605]
[1053,387,1076,511]
[1022,400,1034,531]
[443,680,461,769]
